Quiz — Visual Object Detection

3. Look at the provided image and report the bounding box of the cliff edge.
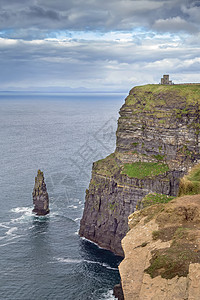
[119,194,200,299]
[79,84,200,256]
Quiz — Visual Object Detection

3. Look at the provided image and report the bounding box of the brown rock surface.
[119,195,200,299]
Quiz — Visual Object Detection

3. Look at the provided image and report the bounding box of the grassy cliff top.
[126,84,200,108]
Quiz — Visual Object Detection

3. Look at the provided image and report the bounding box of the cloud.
[0,1,199,91]
[153,16,198,33]
[0,33,199,92]
[0,0,199,35]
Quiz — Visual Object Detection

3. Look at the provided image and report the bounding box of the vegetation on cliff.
[126,84,200,108]
[136,192,175,209]
[122,162,169,179]
[146,224,200,279]
[179,163,200,196]
[93,153,120,176]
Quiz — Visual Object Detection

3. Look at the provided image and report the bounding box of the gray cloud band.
[0,0,199,33]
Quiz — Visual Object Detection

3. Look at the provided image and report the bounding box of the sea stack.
[32,169,50,216]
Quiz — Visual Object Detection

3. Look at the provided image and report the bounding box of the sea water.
[0,92,126,300]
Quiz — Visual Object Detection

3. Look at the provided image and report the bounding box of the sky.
[0,0,199,92]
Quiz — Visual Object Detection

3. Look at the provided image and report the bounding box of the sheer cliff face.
[116,85,200,170]
[79,85,200,256]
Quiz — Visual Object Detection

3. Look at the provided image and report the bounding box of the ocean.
[0,92,126,300]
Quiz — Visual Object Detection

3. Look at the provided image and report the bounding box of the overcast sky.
[0,0,199,92]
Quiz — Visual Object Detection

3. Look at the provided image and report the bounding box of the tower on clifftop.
[160,75,173,85]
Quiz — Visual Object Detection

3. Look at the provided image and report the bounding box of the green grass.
[153,154,165,161]
[125,84,200,109]
[179,163,200,196]
[122,162,169,179]
[137,193,174,209]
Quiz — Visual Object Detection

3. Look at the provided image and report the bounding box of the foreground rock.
[119,195,200,300]
[32,170,50,216]
[113,282,124,300]
[79,84,200,256]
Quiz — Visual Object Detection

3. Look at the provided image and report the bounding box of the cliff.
[79,84,200,256]
[119,194,200,299]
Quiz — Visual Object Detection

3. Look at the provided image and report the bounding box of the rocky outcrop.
[32,170,50,216]
[113,282,124,300]
[119,195,200,299]
[79,84,200,256]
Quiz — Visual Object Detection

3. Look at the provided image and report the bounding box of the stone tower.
[161,75,173,85]
[32,170,50,216]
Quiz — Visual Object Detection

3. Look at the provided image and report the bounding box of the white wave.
[11,215,30,224]
[6,227,17,235]
[74,217,81,222]
[99,290,115,300]
[0,241,18,247]
[10,207,34,224]
[80,236,104,250]
[102,263,118,271]
[67,205,78,209]
[84,260,118,271]
[0,234,23,246]
[52,257,118,270]
[11,207,32,213]
[55,257,83,264]
[0,223,10,229]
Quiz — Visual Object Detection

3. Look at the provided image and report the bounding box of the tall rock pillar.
[32,170,50,216]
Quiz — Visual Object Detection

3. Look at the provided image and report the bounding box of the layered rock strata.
[79,85,200,256]
[119,195,200,300]
[32,169,50,216]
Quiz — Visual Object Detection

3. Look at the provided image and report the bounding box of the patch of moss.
[153,154,165,161]
[145,242,200,279]
[122,162,169,179]
[132,142,139,147]
[173,227,189,240]
[108,202,118,211]
[146,220,200,280]
[152,226,181,242]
